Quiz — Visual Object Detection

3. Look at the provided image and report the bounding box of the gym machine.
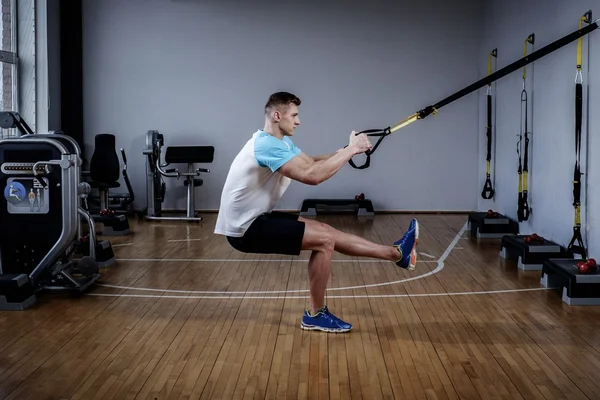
[83,133,132,236]
[0,116,105,310]
[86,148,134,214]
[143,130,214,221]
[26,136,116,267]
[0,111,116,263]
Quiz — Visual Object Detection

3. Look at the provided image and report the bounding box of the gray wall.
[476,0,599,256]
[81,0,484,212]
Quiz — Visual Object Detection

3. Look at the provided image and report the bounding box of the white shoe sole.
[300,324,352,333]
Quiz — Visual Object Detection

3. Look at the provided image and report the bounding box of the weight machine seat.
[89,181,120,190]
[184,179,204,187]
[89,133,121,191]
[164,146,215,164]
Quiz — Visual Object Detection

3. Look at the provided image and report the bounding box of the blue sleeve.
[254,135,302,172]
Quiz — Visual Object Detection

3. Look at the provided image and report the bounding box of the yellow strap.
[485,49,495,178]
[574,13,586,228]
[522,40,527,79]
[523,171,528,191]
[389,108,437,133]
[577,15,585,69]
[487,49,496,91]
[487,50,494,76]
[523,34,534,79]
[389,113,418,132]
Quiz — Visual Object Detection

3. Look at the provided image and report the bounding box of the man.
[214,92,419,333]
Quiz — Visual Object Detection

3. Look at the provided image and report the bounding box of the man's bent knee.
[302,220,335,252]
[311,233,334,253]
[319,231,335,253]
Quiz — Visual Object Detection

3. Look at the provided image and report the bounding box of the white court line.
[111,243,133,248]
[168,239,204,242]
[88,287,552,300]
[98,222,468,295]
[115,258,437,263]
[419,252,436,259]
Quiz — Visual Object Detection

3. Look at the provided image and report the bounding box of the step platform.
[80,238,116,268]
[92,213,130,236]
[540,258,600,305]
[300,198,374,217]
[467,211,519,239]
[0,274,36,311]
[499,234,568,271]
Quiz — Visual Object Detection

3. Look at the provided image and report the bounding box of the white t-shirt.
[214,129,302,237]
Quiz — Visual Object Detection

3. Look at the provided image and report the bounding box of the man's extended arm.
[278,145,362,185]
[310,151,340,162]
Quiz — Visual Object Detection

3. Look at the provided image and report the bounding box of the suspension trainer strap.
[568,11,592,259]
[348,17,599,169]
[517,34,534,222]
[481,48,497,199]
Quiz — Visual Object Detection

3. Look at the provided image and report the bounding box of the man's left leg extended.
[298,216,419,270]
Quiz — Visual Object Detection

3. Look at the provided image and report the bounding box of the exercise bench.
[143,130,214,222]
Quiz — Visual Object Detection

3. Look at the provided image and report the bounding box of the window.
[0,0,17,138]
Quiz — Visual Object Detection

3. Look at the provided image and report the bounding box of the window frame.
[0,0,19,138]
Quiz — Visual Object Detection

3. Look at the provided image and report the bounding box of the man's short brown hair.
[264,92,301,114]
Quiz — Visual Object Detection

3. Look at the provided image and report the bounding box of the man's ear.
[273,110,281,122]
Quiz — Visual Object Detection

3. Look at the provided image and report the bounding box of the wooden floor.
[1,213,600,400]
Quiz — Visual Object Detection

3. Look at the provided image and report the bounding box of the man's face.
[275,103,300,136]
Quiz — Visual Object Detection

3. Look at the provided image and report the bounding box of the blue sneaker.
[394,218,419,270]
[409,218,417,233]
[301,306,352,333]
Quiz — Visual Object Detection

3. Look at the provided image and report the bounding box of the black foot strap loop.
[481,175,494,199]
[568,226,587,259]
[517,191,530,222]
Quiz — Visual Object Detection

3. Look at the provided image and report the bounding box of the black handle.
[347,128,391,169]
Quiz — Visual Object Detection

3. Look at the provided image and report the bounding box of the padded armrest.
[165,146,214,164]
